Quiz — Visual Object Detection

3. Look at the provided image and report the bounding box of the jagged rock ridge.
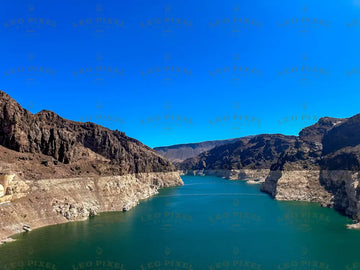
[0,91,174,176]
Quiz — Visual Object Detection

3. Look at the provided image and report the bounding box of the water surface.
[0,176,359,270]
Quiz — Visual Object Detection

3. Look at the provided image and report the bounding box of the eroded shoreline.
[0,171,183,243]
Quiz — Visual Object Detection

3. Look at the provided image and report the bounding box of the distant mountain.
[154,137,251,163]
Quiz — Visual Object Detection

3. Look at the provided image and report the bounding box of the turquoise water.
[0,175,360,270]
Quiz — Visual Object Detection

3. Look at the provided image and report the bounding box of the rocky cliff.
[0,91,183,241]
[0,91,174,175]
[319,115,360,222]
[260,117,343,202]
[260,116,360,224]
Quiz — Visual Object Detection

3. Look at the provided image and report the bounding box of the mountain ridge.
[0,90,174,175]
[154,136,255,163]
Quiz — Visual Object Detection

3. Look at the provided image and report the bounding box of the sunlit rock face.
[0,174,15,197]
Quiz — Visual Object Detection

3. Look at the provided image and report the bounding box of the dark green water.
[1,175,360,270]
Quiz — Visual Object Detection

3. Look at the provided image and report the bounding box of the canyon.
[2,87,360,243]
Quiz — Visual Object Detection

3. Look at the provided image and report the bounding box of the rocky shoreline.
[0,171,183,243]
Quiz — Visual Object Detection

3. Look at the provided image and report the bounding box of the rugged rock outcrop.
[260,115,360,223]
[0,90,183,241]
[319,115,360,221]
[179,134,296,182]
[0,91,174,175]
[261,117,343,203]
[322,114,360,155]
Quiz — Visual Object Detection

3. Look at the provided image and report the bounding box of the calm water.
[0,175,359,270]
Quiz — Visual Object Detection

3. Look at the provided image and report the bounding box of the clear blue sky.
[1,0,360,147]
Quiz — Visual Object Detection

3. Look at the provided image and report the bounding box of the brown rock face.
[0,91,183,241]
[260,118,343,198]
[179,134,296,171]
[261,115,360,222]
[299,117,345,144]
[0,91,174,175]
[320,146,360,220]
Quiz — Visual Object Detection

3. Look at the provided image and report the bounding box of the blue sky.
[1,0,360,147]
